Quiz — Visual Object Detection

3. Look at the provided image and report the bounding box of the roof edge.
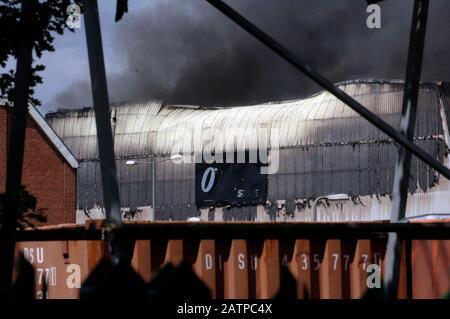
[334,78,449,87]
[28,106,79,169]
[43,79,450,116]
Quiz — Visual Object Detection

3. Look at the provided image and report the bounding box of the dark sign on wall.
[195,155,268,208]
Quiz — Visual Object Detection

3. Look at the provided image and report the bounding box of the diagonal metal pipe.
[205,0,450,181]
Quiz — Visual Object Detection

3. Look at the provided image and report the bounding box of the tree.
[0,0,76,107]
[0,0,77,291]
[0,186,47,229]
[0,0,127,292]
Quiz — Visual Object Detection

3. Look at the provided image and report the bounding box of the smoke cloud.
[52,0,450,108]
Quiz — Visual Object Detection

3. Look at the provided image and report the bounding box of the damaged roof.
[45,79,450,213]
[46,79,450,159]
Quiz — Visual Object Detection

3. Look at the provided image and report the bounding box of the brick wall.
[0,106,76,225]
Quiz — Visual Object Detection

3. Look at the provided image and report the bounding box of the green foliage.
[0,186,47,229]
[0,0,77,106]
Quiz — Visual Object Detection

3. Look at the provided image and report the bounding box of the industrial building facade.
[0,104,78,225]
[45,79,450,223]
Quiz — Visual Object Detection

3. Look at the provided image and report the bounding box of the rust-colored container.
[14,221,450,299]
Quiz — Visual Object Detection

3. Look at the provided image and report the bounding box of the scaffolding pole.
[384,0,429,298]
[83,0,128,264]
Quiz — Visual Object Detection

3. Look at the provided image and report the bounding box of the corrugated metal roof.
[47,80,449,160]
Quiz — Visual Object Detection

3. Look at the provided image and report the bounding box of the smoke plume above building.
[53,0,450,108]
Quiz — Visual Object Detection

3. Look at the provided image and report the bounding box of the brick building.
[0,104,77,225]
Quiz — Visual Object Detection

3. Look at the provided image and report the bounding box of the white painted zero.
[201,167,216,193]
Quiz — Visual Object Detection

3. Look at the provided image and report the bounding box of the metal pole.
[312,196,326,222]
[152,161,156,212]
[384,0,429,298]
[205,0,450,182]
[151,157,171,215]
[83,0,125,263]
[0,0,36,291]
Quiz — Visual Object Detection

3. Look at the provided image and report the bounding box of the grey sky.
[32,1,151,114]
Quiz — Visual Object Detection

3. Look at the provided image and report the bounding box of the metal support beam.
[0,0,36,292]
[205,0,450,182]
[83,0,128,264]
[14,222,450,242]
[384,0,429,298]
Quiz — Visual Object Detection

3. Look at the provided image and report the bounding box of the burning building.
[45,79,450,223]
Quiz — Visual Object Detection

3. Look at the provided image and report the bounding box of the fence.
[14,221,450,299]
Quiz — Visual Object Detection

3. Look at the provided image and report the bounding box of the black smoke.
[53,0,450,108]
